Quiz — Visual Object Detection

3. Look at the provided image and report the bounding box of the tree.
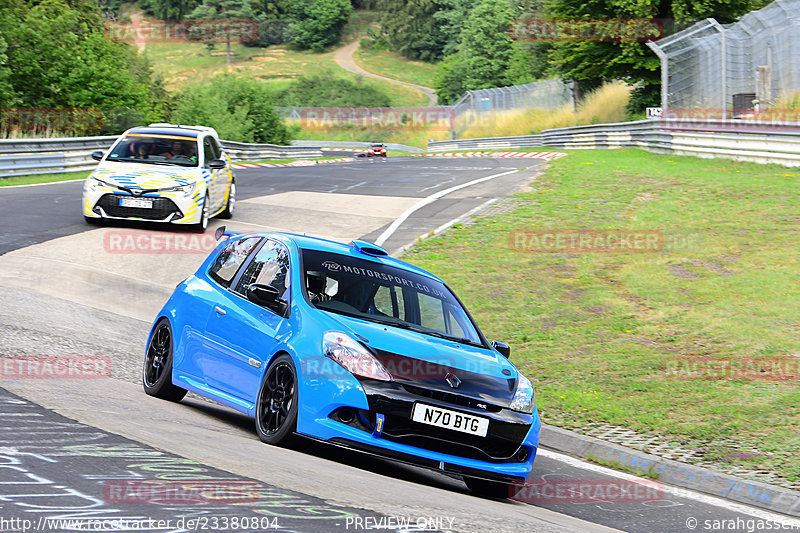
[189,0,255,66]
[433,53,468,104]
[545,0,768,112]
[292,0,351,51]
[433,0,475,58]
[459,0,514,90]
[139,0,201,20]
[504,0,551,85]
[377,0,448,61]
[506,42,552,85]
[0,0,168,134]
[0,36,17,110]
[433,0,515,103]
[174,75,290,143]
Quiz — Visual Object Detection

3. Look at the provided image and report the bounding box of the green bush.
[274,74,391,107]
[292,0,351,51]
[174,75,290,144]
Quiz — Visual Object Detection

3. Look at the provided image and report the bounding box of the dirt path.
[334,41,438,106]
[128,10,147,53]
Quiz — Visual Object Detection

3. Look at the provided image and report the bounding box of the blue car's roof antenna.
[351,240,389,257]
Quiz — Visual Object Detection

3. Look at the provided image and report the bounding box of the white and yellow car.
[82,124,236,230]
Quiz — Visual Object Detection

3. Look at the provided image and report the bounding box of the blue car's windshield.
[301,249,483,346]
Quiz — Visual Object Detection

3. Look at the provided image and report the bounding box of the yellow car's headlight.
[159,182,196,197]
[87,177,115,192]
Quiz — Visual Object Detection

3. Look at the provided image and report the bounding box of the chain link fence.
[647,0,800,118]
[273,80,574,139]
[450,79,574,137]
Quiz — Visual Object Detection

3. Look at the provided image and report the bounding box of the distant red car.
[368,143,387,157]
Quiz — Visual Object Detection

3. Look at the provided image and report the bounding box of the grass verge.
[0,170,90,186]
[402,148,800,482]
[353,45,438,89]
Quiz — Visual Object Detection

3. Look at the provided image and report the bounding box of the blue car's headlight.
[323,331,391,382]
[509,373,535,414]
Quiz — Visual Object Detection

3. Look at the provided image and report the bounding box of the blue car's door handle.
[214,306,227,315]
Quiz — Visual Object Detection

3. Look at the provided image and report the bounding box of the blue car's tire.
[255,354,298,445]
[142,318,187,402]
[464,477,511,499]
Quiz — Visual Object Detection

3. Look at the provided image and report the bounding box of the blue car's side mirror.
[246,284,288,317]
[492,340,511,359]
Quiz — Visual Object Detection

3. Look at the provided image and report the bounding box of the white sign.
[646,107,663,118]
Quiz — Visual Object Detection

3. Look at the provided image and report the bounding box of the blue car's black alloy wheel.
[255,354,299,445]
[142,318,187,402]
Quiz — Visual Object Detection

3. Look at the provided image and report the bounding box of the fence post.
[710,19,727,119]
[646,41,669,113]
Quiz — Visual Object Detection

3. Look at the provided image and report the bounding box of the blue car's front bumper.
[297,372,540,483]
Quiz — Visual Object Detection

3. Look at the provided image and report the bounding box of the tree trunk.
[226,34,231,67]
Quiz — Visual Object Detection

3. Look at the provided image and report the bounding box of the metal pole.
[646,41,669,113]
[721,29,727,119]
[709,19,727,119]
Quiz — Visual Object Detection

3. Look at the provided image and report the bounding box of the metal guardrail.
[0,136,119,155]
[0,137,325,177]
[290,140,425,153]
[7,117,800,176]
[428,118,800,167]
[219,141,322,162]
[428,135,543,152]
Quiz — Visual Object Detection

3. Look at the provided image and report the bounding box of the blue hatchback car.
[143,228,541,497]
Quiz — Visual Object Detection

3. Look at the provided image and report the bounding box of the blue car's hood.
[321,312,519,405]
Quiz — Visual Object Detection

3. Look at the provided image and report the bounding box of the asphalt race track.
[1,156,797,532]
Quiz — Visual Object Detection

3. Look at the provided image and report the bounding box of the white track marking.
[394,198,498,255]
[374,169,519,246]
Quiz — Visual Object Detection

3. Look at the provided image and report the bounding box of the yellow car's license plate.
[119,198,153,209]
